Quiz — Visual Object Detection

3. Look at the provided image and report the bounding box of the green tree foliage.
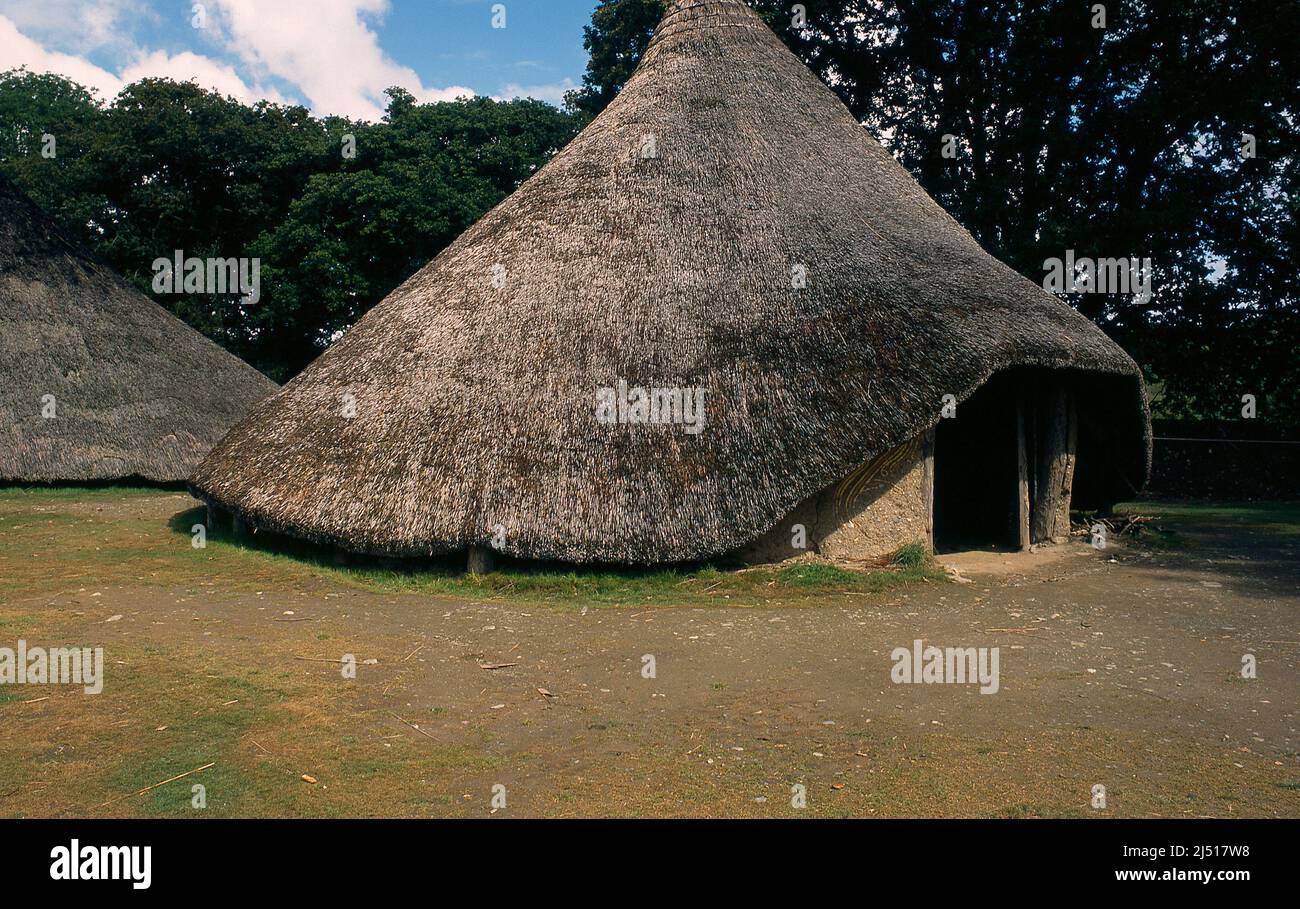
[91,78,338,360]
[0,71,578,381]
[248,90,576,374]
[0,71,104,234]
[565,0,670,119]
[571,0,1299,426]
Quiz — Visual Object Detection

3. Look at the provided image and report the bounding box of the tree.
[89,79,339,358]
[0,70,106,243]
[565,0,669,119]
[248,92,579,377]
[1,73,579,381]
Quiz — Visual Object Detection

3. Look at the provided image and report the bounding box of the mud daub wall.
[1148,420,1300,499]
[732,438,930,565]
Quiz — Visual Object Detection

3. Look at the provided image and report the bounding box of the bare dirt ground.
[0,490,1296,818]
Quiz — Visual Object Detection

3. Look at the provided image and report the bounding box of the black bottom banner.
[1,818,1286,895]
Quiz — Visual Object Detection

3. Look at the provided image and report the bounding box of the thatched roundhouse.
[0,176,276,484]
[192,0,1150,566]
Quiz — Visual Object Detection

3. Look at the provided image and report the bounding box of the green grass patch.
[775,563,861,587]
[99,667,495,818]
[314,556,944,607]
[891,541,930,568]
[1,633,499,818]
[1,487,949,610]
[1115,500,1300,535]
[1128,523,1191,549]
[774,552,943,593]
[176,505,948,607]
[0,484,175,502]
[108,675,281,818]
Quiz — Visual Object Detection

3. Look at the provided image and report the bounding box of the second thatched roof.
[191,0,1150,563]
[0,175,277,484]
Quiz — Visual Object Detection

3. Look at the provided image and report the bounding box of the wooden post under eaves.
[467,545,494,575]
[1032,386,1077,544]
[921,428,936,551]
[1016,396,1031,552]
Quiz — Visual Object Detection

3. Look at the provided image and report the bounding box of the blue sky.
[0,0,602,120]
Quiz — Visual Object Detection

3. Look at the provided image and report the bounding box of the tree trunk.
[921,428,936,551]
[1016,396,1031,551]
[1032,387,1076,544]
[467,545,495,575]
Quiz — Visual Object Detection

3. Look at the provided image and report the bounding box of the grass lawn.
[1115,499,1300,536]
[2,487,1296,818]
[0,486,946,609]
[0,486,949,817]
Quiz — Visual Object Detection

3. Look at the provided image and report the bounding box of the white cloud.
[495,78,577,106]
[120,50,286,105]
[210,0,474,120]
[0,14,124,98]
[0,12,278,106]
[0,0,476,119]
[0,0,148,54]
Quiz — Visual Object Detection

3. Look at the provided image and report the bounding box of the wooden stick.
[100,762,215,806]
[387,710,437,740]
[1016,395,1031,551]
[401,644,424,662]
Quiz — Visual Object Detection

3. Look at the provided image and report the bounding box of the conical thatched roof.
[0,175,276,484]
[192,0,1150,563]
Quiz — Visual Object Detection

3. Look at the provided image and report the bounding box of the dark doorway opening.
[932,373,1021,552]
[932,369,1084,553]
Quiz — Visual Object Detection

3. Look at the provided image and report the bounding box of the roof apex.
[665,0,754,9]
[650,0,765,50]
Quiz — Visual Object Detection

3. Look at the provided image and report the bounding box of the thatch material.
[0,175,276,483]
[191,0,1150,563]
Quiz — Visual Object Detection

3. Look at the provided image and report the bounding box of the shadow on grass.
[166,506,946,607]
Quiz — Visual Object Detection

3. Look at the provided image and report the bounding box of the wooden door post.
[1016,396,1031,551]
[1032,386,1077,544]
[467,545,494,575]
[921,428,936,551]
